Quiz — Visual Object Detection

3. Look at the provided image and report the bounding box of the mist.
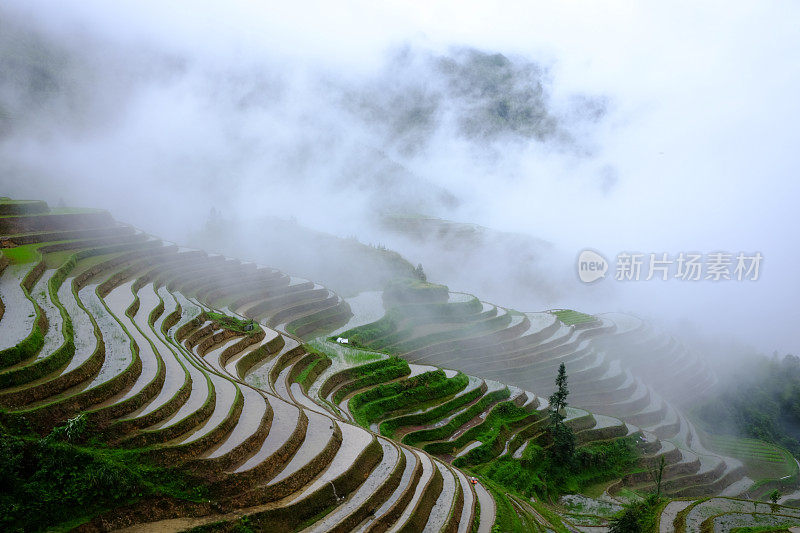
[1,0,799,357]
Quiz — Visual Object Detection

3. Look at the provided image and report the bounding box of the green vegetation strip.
[379,382,484,439]
[349,370,468,428]
[331,357,410,404]
[293,352,332,393]
[424,400,535,456]
[403,387,511,447]
[336,313,397,346]
[551,309,596,326]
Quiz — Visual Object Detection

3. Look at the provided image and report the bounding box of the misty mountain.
[0,5,606,222]
[376,214,572,309]
[187,210,417,296]
[0,10,77,138]
[341,47,607,156]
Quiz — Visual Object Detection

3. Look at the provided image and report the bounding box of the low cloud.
[1,1,798,356]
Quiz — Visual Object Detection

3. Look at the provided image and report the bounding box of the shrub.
[0,423,206,531]
[608,494,661,533]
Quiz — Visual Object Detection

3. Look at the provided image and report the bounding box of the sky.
[1,0,799,355]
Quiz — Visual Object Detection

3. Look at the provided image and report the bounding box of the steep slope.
[2,197,797,533]
[0,198,491,532]
[333,280,754,500]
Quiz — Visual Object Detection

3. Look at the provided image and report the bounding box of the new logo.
[577,250,608,283]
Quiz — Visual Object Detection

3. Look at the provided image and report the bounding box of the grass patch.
[0,418,207,532]
[551,309,596,326]
[295,358,323,387]
[478,437,639,500]
[206,311,261,336]
[1,245,41,264]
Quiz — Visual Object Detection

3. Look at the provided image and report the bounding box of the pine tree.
[548,363,575,464]
[549,362,569,412]
[414,263,427,282]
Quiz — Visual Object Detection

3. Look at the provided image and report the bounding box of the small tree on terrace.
[650,455,667,497]
[770,489,781,512]
[548,363,575,464]
[414,263,427,282]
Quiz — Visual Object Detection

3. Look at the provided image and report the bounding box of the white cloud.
[2,0,799,354]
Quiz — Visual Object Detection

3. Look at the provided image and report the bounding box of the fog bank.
[1,1,798,355]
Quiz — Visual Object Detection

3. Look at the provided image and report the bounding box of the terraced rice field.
[2,197,798,532]
[662,496,800,532]
[333,278,769,502]
[0,199,499,532]
[705,434,799,487]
